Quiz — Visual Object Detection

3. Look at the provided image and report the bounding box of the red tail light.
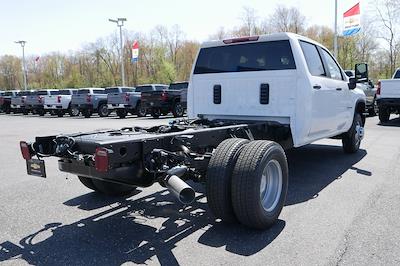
[86,94,92,103]
[223,36,259,44]
[57,95,62,103]
[21,96,25,104]
[37,96,43,103]
[95,147,109,172]
[161,92,168,101]
[377,81,381,95]
[125,93,130,102]
[20,141,32,160]
[0,97,4,105]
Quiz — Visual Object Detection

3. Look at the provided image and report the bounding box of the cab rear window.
[394,70,400,79]
[194,40,296,74]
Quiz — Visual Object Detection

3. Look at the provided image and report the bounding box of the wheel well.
[356,101,366,125]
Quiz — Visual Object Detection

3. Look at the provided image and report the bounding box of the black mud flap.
[26,159,46,178]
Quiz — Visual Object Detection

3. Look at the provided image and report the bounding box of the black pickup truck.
[141,82,188,118]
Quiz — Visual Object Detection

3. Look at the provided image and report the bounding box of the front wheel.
[116,109,127,119]
[151,108,161,118]
[136,103,147,117]
[379,107,390,123]
[69,106,80,117]
[37,109,46,116]
[231,140,288,230]
[82,109,92,118]
[342,113,364,153]
[98,103,110,117]
[172,102,184,117]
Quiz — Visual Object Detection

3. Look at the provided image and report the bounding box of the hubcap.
[355,121,364,146]
[260,159,283,212]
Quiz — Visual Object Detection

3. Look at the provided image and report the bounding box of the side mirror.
[348,77,357,90]
[355,63,368,82]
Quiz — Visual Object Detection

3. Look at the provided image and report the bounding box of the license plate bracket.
[26,159,47,178]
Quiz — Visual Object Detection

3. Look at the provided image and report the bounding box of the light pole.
[15,40,27,90]
[334,0,338,58]
[109,18,127,86]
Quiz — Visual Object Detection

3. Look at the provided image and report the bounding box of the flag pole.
[334,0,338,57]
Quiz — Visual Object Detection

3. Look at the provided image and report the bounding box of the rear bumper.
[377,98,400,107]
[44,104,65,110]
[143,100,170,109]
[73,104,94,110]
[58,160,153,187]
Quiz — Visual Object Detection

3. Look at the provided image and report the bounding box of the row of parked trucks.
[0,82,189,119]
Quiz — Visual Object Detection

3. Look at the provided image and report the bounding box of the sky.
[0,0,367,57]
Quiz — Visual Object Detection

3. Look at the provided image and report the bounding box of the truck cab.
[189,33,366,148]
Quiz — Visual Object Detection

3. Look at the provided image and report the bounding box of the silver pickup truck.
[107,85,159,118]
[11,90,33,114]
[25,90,59,116]
[106,87,136,118]
[71,88,108,118]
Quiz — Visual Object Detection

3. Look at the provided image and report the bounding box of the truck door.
[318,48,351,131]
[299,41,342,137]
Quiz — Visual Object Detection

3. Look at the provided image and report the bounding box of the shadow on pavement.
[0,144,369,265]
[285,144,368,205]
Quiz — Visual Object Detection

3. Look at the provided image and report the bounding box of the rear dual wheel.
[206,139,288,230]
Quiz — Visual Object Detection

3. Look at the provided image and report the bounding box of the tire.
[57,110,65,117]
[91,179,136,196]
[231,140,288,230]
[38,109,45,116]
[78,176,98,191]
[151,108,161,118]
[68,106,80,117]
[82,109,92,118]
[342,113,364,154]
[379,107,390,122]
[116,109,127,119]
[136,102,147,117]
[22,109,29,115]
[98,103,109,117]
[368,99,378,117]
[50,110,57,116]
[172,102,184,117]
[206,138,250,222]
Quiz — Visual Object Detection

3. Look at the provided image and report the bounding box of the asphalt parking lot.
[0,113,400,266]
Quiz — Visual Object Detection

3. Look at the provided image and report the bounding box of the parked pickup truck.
[20,33,367,230]
[0,91,5,112]
[25,90,59,116]
[141,83,187,118]
[71,88,108,118]
[106,87,136,118]
[0,90,18,114]
[11,90,34,114]
[377,68,400,122]
[345,70,377,116]
[44,89,79,117]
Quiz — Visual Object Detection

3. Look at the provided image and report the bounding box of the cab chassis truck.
[20,33,367,229]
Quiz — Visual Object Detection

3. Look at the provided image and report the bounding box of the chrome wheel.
[260,159,283,212]
[355,121,364,147]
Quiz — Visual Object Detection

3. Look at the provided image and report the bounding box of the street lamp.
[109,18,127,86]
[15,40,27,90]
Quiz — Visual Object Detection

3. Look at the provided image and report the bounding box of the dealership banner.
[343,2,361,36]
[131,41,139,63]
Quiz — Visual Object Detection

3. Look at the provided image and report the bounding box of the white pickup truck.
[21,33,367,229]
[377,68,400,122]
[44,89,79,117]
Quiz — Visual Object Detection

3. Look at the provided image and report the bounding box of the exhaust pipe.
[164,166,195,205]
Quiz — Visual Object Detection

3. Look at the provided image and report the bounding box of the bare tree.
[269,5,306,34]
[373,0,400,75]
